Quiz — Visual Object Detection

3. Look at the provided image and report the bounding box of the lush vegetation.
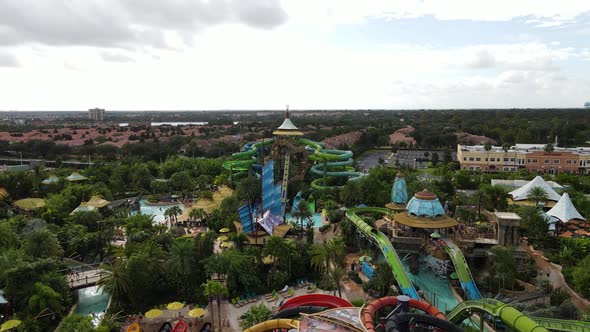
[1,110,590,330]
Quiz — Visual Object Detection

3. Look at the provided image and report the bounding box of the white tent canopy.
[509,176,562,202]
[546,192,585,223]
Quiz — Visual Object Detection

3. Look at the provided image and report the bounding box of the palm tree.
[310,237,345,274]
[326,267,346,297]
[240,303,272,329]
[202,280,229,332]
[167,239,196,298]
[529,186,549,207]
[291,198,312,239]
[483,142,492,172]
[189,208,206,225]
[544,143,555,153]
[169,205,183,224]
[97,260,132,307]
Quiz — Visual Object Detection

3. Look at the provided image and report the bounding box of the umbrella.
[430,232,442,239]
[188,308,206,318]
[220,241,235,248]
[262,255,277,265]
[167,302,184,310]
[145,309,163,319]
[219,227,230,233]
[1,320,22,332]
[217,235,228,242]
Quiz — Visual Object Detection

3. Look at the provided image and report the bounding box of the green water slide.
[222,139,274,177]
[346,207,421,299]
[447,299,550,332]
[297,138,363,191]
[531,317,590,332]
[438,239,482,300]
[307,195,316,214]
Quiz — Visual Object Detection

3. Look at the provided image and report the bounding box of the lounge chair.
[237,296,247,306]
[284,288,294,298]
[231,298,242,308]
[264,291,277,300]
[268,292,279,302]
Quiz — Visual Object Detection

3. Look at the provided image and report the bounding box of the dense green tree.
[573,254,590,298]
[490,245,516,292]
[27,282,62,316]
[240,303,272,329]
[22,228,63,259]
[366,262,396,296]
[56,314,95,332]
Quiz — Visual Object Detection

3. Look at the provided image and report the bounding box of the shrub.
[319,224,331,233]
[350,299,365,307]
[147,195,159,203]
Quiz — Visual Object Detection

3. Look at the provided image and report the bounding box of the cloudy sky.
[1,0,590,110]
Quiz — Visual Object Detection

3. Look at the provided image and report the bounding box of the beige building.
[457,144,590,175]
[88,108,105,121]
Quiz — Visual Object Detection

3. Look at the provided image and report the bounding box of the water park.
[211,111,590,331]
[2,110,590,332]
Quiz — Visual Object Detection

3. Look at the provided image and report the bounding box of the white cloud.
[0,52,18,67]
[282,0,590,27]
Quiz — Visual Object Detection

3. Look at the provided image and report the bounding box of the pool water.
[402,259,459,314]
[136,199,183,224]
[284,213,324,228]
[75,286,109,326]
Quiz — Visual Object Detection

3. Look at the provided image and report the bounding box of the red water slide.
[362,296,446,332]
[278,294,353,312]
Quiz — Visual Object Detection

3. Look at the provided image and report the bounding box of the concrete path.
[522,243,590,311]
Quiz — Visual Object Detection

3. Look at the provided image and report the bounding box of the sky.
[1,0,590,110]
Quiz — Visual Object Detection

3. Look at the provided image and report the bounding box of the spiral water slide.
[222,139,274,177]
[346,207,421,299]
[298,138,363,191]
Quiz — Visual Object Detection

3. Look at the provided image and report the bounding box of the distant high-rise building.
[88,108,105,121]
[585,102,590,108]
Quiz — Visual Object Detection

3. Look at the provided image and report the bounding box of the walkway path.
[68,268,103,289]
[522,244,590,311]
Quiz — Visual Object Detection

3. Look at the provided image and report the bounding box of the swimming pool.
[402,257,459,314]
[75,286,109,327]
[136,199,183,224]
[284,212,324,228]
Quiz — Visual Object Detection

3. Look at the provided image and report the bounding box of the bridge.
[68,268,103,289]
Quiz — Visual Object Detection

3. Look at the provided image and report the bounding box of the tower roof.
[273,107,304,136]
[546,192,585,223]
[407,190,445,217]
[391,173,408,205]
